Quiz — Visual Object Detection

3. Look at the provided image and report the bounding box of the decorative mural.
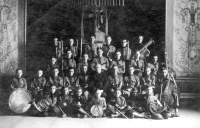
[173,0,200,76]
[0,0,18,76]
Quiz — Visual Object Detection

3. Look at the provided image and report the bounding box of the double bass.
[159,52,180,107]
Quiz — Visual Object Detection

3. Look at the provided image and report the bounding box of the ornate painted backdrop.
[167,0,200,77]
[0,0,25,89]
[0,0,18,75]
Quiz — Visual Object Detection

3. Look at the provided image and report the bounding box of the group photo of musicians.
[10,34,180,120]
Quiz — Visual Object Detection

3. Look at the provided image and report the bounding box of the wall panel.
[0,0,25,88]
[167,0,200,77]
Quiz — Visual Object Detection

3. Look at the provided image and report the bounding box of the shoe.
[62,114,67,118]
[83,115,88,118]
[111,113,120,118]
[102,114,106,117]
[144,115,151,119]
[77,114,81,118]
[172,113,180,117]
[111,114,116,118]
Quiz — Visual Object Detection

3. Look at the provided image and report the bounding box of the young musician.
[141,84,170,119]
[72,87,88,118]
[133,35,145,54]
[91,47,109,72]
[130,51,145,73]
[148,54,159,75]
[89,63,108,98]
[118,39,132,61]
[30,70,46,99]
[32,84,61,117]
[44,84,61,116]
[89,89,107,117]
[65,38,77,58]
[123,66,137,99]
[90,35,98,58]
[109,50,125,75]
[11,68,27,90]
[107,89,132,118]
[78,64,91,100]
[63,49,76,75]
[47,68,63,93]
[77,53,91,75]
[57,86,73,117]
[102,36,116,60]
[141,67,156,94]
[64,68,79,92]
[108,65,123,99]
[47,57,60,73]
[155,67,180,117]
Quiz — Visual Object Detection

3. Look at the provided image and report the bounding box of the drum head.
[90,105,103,117]
[9,88,32,113]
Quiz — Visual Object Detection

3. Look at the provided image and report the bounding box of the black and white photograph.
[0,0,200,128]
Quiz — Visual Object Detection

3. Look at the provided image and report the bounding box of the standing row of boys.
[10,35,180,119]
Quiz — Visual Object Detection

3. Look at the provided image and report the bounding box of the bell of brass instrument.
[32,99,50,112]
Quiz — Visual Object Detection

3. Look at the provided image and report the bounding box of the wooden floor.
[0,109,200,128]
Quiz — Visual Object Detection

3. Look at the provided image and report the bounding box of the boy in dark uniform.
[107,65,123,100]
[77,53,91,75]
[130,51,145,73]
[46,57,60,77]
[91,48,109,72]
[155,67,180,117]
[32,84,61,117]
[57,86,73,117]
[147,54,159,75]
[11,68,27,90]
[107,89,132,118]
[109,51,125,75]
[102,36,116,60]
[30,70,46,99]
[47,68,63,93]
[138,84,170,119]
[141,67,156,95]
[88,89,107,117]
[78,64,91,100]
[89,63,109,98]
[65,38,77,58]
[123,66,137,98]
[64,68,79,92]
[63,49,76,75]
[72,87,89,118]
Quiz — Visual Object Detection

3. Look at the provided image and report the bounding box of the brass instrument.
[33,99,50,112]
[148,96,166,115]
[32,99,67,117]
[127,40,129,60]
[54,38,63,60]
[90,105,104,117]
[134,38,154,58]
[107,45,115,59]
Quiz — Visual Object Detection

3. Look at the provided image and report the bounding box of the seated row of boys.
[10,62,178,119]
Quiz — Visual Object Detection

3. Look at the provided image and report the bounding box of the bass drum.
[9,88,32,113]
[90,105,104,117]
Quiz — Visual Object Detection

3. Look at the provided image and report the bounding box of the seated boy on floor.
[57,86,74,117]
[131,84,170,119]
[32,84,61,117]
[72,87,89,118]
[107,89,132,118]
[88,89,107,117]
